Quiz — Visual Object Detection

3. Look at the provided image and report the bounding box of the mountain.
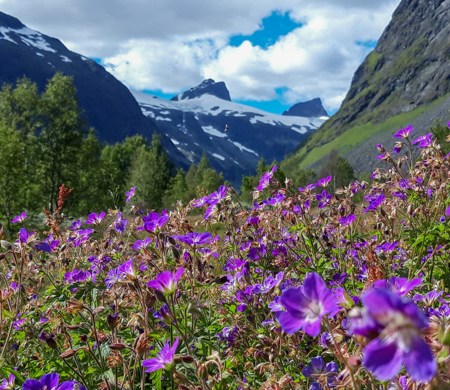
[0,11,326,185]
[282,98,328,118]
[283,0,450,176]
[0,12,169,147]
[171,78,231,102]
[134,80,327,186]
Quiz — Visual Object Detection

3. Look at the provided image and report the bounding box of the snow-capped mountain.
[0,12,175,150]
[134,80,328,185]
[0,11,328,185]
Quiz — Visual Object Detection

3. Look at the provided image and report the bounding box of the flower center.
[305,300,323,321]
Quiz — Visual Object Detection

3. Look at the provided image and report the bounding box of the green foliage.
[38,73,86,211]
[163,169,190,207]
[282,93,450,176]
[127,134,174,210]
[430,122,450,154]
[100,135,147,210]
[185,154,224,200]
[318,150,355,191]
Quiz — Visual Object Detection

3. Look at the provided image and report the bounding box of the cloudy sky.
[0,0,401,114]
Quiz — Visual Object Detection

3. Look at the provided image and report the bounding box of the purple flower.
[315,190,332,209]
[298,183,317,192]
[147,268,184,295]
[138,210,169,232]
[192,195,210,208]
[113,212,127,233]
[279,272,339,337]
[18,228,36,245]
[68,219,82,231]
[302,356,338,387]
[0,374,15,390]
[69,228,94,247]
[316,175,332,187]
[364,194,385,213]
[22,373,85,390]
[104,260,135,288]
[216,326,239,347]
[445,205,450,217]
[142,338,180,373]
[262,192,285,206]
[339,214,355,227]
[174,232,213,246]
[393,125,413,139]
[118,260,135,278]
[372,277,422,296]
[208,185,228,204]
[85,212,106,225]
[105,267,121,289]
[257,165,277,191]
[132,237,152,251]
[352,288,436,382]
[11,211,27,224]
[125,186,136,202]
[412,133,432,148]
[254,272,284,294]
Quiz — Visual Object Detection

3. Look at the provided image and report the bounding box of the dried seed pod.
[60,349,77,359]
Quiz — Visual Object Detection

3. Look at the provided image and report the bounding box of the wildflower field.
[0,126,449,389]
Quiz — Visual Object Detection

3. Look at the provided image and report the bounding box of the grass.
[283,92,450,171]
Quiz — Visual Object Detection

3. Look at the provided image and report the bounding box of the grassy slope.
[282,93,449,174]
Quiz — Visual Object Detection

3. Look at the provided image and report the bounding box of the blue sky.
[0,0,401,114]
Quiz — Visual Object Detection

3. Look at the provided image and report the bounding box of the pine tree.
[319,150,355,191]
[0,78,42,229]
[163,169,189,207]
[127,134,173,210]
[100,135,147,209]
[38,73,86,211]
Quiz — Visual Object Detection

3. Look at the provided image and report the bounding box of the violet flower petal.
[403,336,436,382]
[363,339,403,381]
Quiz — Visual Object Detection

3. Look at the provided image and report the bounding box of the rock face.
[283,0,450,176]
[172,79,231,102]
[321,0,450,135]
[282,98,328,118]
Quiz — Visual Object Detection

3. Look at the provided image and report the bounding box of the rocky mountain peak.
[282,98,328,118]
[0,11,25,29]
[171,79,231,101]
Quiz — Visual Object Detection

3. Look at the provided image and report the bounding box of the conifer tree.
[127,134,173,210]
[38,73,85,211]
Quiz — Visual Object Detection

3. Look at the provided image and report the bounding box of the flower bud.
[110,343,126,350]
[197,363,208,380]
[60,349,77,359]
[134,333,148,355]
[93,306,105,316]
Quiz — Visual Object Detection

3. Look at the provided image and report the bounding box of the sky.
[0,0,401,115]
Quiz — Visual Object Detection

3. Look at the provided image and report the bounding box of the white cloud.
[0,0,401,111]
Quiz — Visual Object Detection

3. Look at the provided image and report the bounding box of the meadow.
[0,125,449,389]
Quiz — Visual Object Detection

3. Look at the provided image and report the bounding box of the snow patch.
[14,27,57,53]
[231,141,259,156]
[170,138,180,145]
[0,27,17,44]
[156,116,172,122]
[212,153,225,161]
[60,55,72,63]
[202,126,227,138]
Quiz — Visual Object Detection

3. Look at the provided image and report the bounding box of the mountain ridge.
[134,85,327,186]
[282,0,450,176]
